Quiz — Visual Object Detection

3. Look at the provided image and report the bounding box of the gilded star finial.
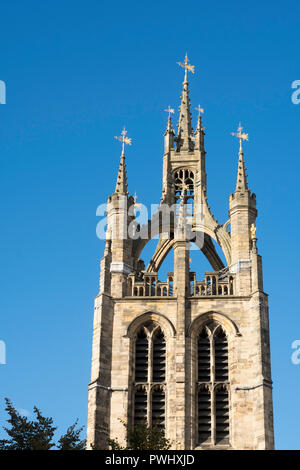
[231,122,249,152]
[114,127,132,155]
[164,106,175,118]
[177,53,195,81]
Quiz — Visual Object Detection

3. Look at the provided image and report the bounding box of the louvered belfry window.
[153,329,166,382]
[215,385,230,444]
[198,329,210,382]
[133,322,166,431]
[197,323,230,447]
[151,387,165,431]
[198,385,211,444]
[134,387,147,427]
[135,329,148,383]
[215,329,228,382]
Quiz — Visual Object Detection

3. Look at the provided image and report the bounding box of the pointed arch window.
[197,323,230,447]
[133,322,166,432]
[174,169,194,217]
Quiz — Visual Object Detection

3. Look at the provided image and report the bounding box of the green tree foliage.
[0,398,85,450]
[108,420,172,450]
[57,420,85,450]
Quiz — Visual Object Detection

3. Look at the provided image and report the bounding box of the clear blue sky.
[0,0,299,449]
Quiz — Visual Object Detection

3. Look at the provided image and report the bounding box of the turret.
[106,128,134,297]
[229,124,257,294]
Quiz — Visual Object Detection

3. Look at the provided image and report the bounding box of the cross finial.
[231,122,249,152]
[164,106,175,118]
[195,104,204,116]
[114,127,132,155]
[177,53,195,81]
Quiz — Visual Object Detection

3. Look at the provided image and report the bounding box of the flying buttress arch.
[131,193,232,271]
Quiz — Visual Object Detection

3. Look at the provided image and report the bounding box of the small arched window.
[174,169,195,215]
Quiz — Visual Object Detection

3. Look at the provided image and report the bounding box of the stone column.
[173,240,190,447]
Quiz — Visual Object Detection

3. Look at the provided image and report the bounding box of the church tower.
[87,56,274,450]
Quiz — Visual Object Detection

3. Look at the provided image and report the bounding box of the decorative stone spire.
[164,106,175,153]
[231,123,249,193]
[194,105,205,151]
[114,127,131,195]
[114,152,128,194]
[176,54,195,152]
[235,145,249,192]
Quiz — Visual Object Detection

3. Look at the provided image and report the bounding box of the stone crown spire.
[235,144,249,193]
[194,106,205,152]
[231,123,249,193]
[114,151,128,195]
[176,54,194,152]
[164,107,175,154]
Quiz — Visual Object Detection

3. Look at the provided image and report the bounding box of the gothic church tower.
[87,56,274,450]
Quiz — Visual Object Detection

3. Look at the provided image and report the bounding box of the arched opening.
[174,169,195,215]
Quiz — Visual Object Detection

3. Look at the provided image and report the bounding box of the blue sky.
[0,0,299,449]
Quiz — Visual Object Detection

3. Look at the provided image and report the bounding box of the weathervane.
[195,104,204,116]
[133,191,141,209]
[231,122,249,150]
[114,127,132,154]
[164,106,175,117]
[177,53,195,80]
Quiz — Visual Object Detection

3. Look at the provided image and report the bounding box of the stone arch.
[145,233,225,273]
[133,224,228,276]
[125,311,176,339]
[133,222,229,266]
[187,311,240,338]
